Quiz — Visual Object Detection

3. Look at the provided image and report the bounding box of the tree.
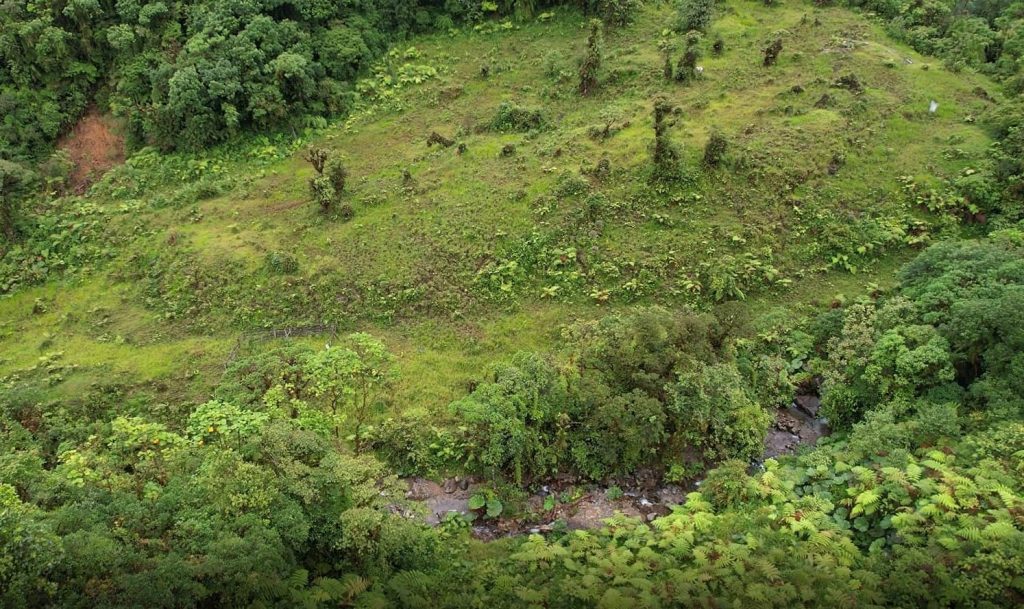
[0,160,36,241]
[575,389,667,477]
[591,0,642,27]
[661,42,675,80]
[677,0,716,32]
[578,19,603,96]
[450,352,567,483]
[0,484,60,608]
[304,334,395,451]
[669,363,771,462]
[305,147,348,214]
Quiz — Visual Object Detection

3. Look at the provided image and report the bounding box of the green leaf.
[486,497,504,518]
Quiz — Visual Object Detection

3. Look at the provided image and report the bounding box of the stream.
[404,395,829,540]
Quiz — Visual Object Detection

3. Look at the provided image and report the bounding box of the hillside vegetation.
[2,0,1024,607]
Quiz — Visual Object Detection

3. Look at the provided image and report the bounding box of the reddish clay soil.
[58,111,125,193]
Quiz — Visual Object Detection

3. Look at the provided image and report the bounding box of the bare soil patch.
[59,111,125,193]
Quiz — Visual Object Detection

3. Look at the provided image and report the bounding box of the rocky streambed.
[405,395,829,539]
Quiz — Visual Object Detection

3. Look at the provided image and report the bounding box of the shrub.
[450,353,567,484]
[489,102,546,132]
[703,129,728,166]
[310,175,337,213]
[701,459,755,509]
[675,31,702,83]
[553,171,591,198]
[662,45,675,80]
[264,251,299,275]
[763,37,783,66]
[325,157,348,194]
[670,363,771,462]
[651,98,680,176]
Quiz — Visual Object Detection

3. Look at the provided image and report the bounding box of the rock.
[439,85,464,103]
[774,410,802,434]
[827,152,845,175]
[656,485,686,506]
[407,477,444,501]
[426,131,455,148]
[442,478,458,494]
[814,93,834,108]
[795,394,821,417]
[646,504,671,518]
[832,73,863,93]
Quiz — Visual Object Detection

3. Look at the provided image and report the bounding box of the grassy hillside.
[0,0,998,410]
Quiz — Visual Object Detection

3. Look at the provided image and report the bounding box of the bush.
[701,459,756,509]
[450,353,568,484]
[763,37,783,66]
[651,97,681,177]
[703,129,728,166]
[264,251,299,275]
[670,363,771,461]
[325,157,348,194]
[310,175,337,213]
[489,102,546,132]
[675,31,703,83]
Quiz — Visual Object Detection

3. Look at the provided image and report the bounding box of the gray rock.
[795,394,821,417]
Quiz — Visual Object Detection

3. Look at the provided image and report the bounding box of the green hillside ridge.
[0,1,997,409]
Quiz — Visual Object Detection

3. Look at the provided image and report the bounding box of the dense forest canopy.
[0,0,622,158]
[2,0,1024,607]
[2,0,1023,158]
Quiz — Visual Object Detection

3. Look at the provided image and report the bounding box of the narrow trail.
[406,394,830,539]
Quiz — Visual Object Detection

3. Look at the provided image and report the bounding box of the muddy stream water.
[403,395,828,540]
